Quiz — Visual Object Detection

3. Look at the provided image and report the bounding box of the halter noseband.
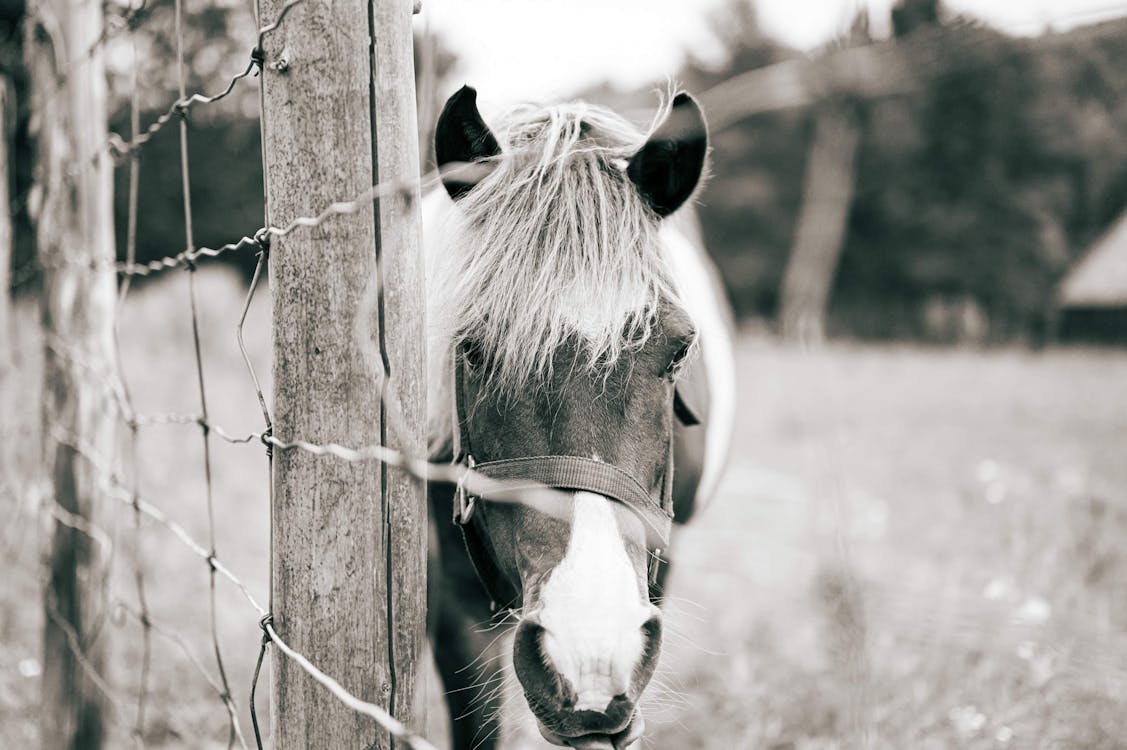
[450,346,677,611]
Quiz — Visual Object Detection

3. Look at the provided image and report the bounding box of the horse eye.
[462,339,486,370]
[665,342,692,375]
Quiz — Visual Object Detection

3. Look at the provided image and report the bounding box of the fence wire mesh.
[23,0,444,747]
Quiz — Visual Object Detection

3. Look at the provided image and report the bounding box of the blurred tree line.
[3,0,453,283]
[5,0,1127,342]
[681,0,1127,340]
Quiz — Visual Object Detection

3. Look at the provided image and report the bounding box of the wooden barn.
[1056,210,1127,343]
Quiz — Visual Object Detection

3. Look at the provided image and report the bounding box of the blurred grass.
[2,268,1126,749]
[651,340,1127,750]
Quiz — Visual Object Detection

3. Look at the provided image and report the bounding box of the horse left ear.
[627,92,708,218]
[435,85,502,200]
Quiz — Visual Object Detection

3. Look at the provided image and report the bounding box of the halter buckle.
[453,455,477,525]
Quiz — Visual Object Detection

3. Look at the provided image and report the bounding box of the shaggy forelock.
[430,98,678,399]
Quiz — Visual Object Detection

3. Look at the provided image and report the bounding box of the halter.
[450,346,680,611]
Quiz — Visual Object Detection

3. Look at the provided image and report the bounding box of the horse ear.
[627,92,708,218]
[435,85,502,200]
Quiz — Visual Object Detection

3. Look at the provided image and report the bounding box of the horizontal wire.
[260,167,441,242]
[116,164,442,277]
[96,162,457,279]
[235,429,643,531]
[122,233,263,277]
[38,232,263,278]
[106,59,258,162]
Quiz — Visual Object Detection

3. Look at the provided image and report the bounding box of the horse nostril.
[513,619,570,706]
[640,614,662,655]
[633,613,663,694]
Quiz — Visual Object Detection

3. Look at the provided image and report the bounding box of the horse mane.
[426,96,679,435]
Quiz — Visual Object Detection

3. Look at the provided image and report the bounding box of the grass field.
[3,267,1126,749]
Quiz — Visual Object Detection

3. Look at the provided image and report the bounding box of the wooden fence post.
[779,104,861,342]
[0,76,14,485]
[27,0,117,747]
[259,0,426,746]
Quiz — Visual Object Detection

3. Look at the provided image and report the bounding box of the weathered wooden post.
[259,0,426,746]
[26,0,117,747]
[0,76,14,482]
[779,103,860,342]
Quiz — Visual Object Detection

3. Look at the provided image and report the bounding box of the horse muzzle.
[513,615,661,749]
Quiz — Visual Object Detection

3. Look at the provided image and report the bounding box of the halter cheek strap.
[450,347,677,610]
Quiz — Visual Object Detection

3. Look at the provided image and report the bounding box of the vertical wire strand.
[115,22,152,747]
[240,249,272,750]
[172,1,246,747]
[246,0,274,739]
[249,624,269,750]
[363,0,398,737]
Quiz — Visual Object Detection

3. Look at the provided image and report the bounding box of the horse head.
[431,85,707,749]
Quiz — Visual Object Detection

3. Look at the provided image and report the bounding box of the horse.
[423,85,736,750]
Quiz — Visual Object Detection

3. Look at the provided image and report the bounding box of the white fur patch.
[537,493,652,712]
[661,222,737,509]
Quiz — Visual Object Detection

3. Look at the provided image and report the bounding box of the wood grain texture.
[261,0,425,746]
[370,0,428,744]
[28,0,117,746]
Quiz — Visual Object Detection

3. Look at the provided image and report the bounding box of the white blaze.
[537,492,652,712]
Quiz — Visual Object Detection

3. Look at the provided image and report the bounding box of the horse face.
[435,85,708,748]
[458,311,695,747]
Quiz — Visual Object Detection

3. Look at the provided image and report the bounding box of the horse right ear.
[435,85,502,200]
[627,92,708,218]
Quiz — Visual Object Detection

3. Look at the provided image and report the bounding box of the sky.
[418,0,1127,103]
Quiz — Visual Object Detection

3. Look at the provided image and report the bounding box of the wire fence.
[13,1,1127,748]
[29,0,445,747]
